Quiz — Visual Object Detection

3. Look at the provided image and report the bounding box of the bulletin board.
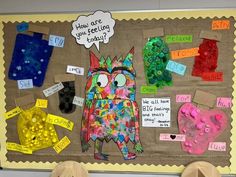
[0,9,236,175]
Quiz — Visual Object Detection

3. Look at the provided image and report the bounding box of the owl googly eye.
[97,74,108,88]
[114,74,126,87]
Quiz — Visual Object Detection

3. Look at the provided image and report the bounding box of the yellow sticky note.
[6,142,32,154]
[5,107,22,119]
[53,136,71,154]
[35,99,48,108]
[46,114,74,131]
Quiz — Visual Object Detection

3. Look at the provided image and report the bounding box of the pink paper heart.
[178,103,228,155]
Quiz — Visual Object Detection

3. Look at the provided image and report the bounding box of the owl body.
[81,48,143,160]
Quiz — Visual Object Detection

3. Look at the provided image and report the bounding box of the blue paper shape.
[16,22,29,32]
[8,33,53,87]
[166,60,186,76]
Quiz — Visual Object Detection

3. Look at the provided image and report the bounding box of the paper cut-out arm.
[81,94,94,152]
[132,101,143,153]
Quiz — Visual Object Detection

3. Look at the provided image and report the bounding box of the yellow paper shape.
[53,136,71,154]
[17,106,59,151]
[35,99,48,108]
[5,106,22,119]
[6,142,32,154]
[46,114,74,131]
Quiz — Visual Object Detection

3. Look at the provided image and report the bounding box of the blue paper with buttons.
[8,33,53,87]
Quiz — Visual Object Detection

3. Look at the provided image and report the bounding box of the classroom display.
[0,9,236,174]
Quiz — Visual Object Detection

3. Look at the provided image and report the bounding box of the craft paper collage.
[0,9,236,174]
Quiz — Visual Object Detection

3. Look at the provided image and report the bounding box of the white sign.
[72,96,84,107]
[49,35,65,48]
[71,10,115,51]
[66,65,84,75]
[43,82,64,97]
[142,98,171,127]
[17,79,33,89]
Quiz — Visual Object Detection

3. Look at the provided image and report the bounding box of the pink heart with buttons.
[178,103,228,155]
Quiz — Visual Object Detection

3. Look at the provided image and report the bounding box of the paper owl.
[81,48,143,160]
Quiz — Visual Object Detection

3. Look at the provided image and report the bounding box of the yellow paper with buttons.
[17,106,59,152]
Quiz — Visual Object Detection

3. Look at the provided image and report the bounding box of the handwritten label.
[66,65,84,76]
[166,60,186,76]
[5,107,22,120]
[72,96,84,107]
[43,82,64,97]
[142,98,171,127]
[140,85,157,94]
[171,47,199,60]
[165,35,192,43]
[35,99,48,108]
[46,114,74,131]
[71,10,115,50]
[208,142,226,151]
[17,79,33,89]
[6,142,32,154]
[16,22,29,32]
[212,20,230,30]
[159,134,186,142]
[217,97,232,108]
[53,136,71,154]
[176,94,191,103]
[202,72,223,82]
[49,35,65,48]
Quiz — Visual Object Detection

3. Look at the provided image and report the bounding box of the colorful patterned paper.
[81,48,143,160]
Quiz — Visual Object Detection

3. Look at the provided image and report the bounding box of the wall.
[0,0,235,176]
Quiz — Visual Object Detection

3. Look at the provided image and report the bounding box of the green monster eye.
[114,74,126,87]
[97,74,108,87]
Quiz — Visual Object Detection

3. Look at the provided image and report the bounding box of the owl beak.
[107,94,115,99]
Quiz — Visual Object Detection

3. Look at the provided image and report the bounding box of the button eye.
[114,74,126,87]
[97,74,108,88]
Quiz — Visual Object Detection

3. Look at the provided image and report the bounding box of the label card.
[166,60,186,76]
[49,35,65,48]
[53,136,71,154]
[6,142,32,154]
[212,20,230,30]
[140,85,157,94]
[43,82,64,97]
[199,30,222,41]
[35,99,48,108]
[143,28,164,38]
[176,94,191,103]
[165,35,192,43]
[217,97,232,108]
[17,79,33,89]
[193,90,217,108]
[15,94,35,107]
[67,65,84,76]
[171,47,199,60]
[208,142,226,151]
[159,133,186,142]
[72,96,84,107]
[202,72,223,82]
[142,98,171,127]
[5,107,22,120]
[46,114,74,131]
